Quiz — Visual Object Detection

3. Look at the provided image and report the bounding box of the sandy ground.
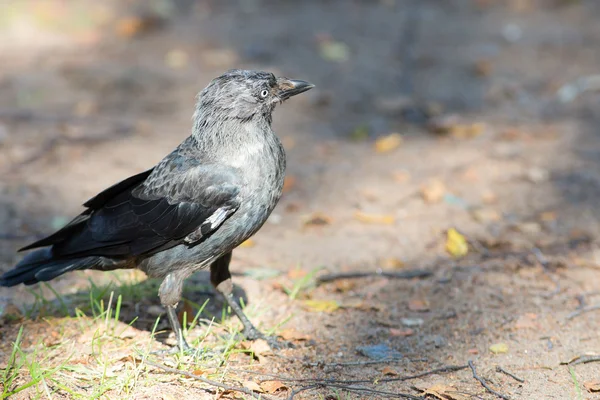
[2,1,600,399]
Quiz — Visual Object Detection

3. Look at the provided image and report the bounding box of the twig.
[287,384,320,400]
[145,359,274,400]
[564,355,600,366]
[232,364,467,386]
[566,304,600,320]
[468,360,511,400]
[303,358,408,368]
[496,366,525,383]
[317,268,432,284]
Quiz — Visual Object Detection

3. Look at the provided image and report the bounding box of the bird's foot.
[241,327,294,350]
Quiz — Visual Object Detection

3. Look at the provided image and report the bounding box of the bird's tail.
[0,248,101,287]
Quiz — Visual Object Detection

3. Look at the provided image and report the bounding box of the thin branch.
[144,359,275,400]
[468,360,511,400]
[496,366,525,383]
[565,355,600,366]
[566,304,600,320]
[317,268,432,284]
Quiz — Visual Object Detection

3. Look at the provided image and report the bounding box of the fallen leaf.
[353,210,395,225]
[489,342,509,354]
[333,279,357,292]
[513,313,541,330]
[381,258,405,269]
[260,380,288,393]
[374,133,403,153]
[165,49,188,69]
[283,176,296,193]
[481,190,498,204]
[392,170,411,183]
[473,59,492,76]
[318,38,350,62]
[382,366,398,376]
[241,339,273,357]
[421,179,446,203]
[539,211,557,222]
[349,124,369,141]
[446,228,469,258]
[200,49,238,68]
[280,329,312,341]
[115,15,162,38]
[239,239,255,248]
[468,348,479,355]
[408,299,430,312]
[192,369,205,376]
[584,380,600,392]
[471,207,501,223]
[243,381,263,393]
[390,328,414,337]
[302,212,332,226]
[422,383,457,400]
[301,299,340,313]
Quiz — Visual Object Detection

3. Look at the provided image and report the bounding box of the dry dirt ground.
[2,1,600,399]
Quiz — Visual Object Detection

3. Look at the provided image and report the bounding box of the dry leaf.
[353,211,395,225]
[288,268,307,280]
[260,380,288,393]
[421,179,446,203]
[302,212,332,226]
[446,228,469,257]
[283,176,297,193]
[245,339,273,357]
[422,383,457,400]
[408,299,430,312]
[243,381,263,393]
[513,313,541,330]
[192,369,205,376]
[333,279,357,292]
[374,133,403,153]
[382,366,398,376]
[468,348,479,355]
[471,207,501,223]
[115,15,161,37]
[390,328,414,337]
[280,329,312,341]
[489,342,509,354]
[301,299,340,313]
[165,49,188,69]
[584,380,600,392]
[392,170,411,183]
[239,239,255,248]
[539,211,557,222]
[381,258,405,269]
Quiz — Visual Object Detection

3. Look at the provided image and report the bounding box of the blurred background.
[1,0,600,399]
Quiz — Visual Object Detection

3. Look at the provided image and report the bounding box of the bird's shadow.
[20,270,249,347]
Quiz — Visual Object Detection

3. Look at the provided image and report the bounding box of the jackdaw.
[0,69,314,352]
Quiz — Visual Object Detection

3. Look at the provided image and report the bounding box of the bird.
[0,69,314,352]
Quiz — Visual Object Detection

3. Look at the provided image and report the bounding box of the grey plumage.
[0,69,314,351]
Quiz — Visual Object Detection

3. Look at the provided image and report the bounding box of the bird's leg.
[210,252,288,348]
[157,271,193,354]
[165,304,191,353]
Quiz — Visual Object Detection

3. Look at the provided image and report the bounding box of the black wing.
[21,159,241,258]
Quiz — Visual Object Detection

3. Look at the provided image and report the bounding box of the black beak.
[277,79,315,100]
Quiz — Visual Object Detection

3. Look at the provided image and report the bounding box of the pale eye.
[260,89,269,98]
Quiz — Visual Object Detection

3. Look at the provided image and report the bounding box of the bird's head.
[194,69,314,123]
